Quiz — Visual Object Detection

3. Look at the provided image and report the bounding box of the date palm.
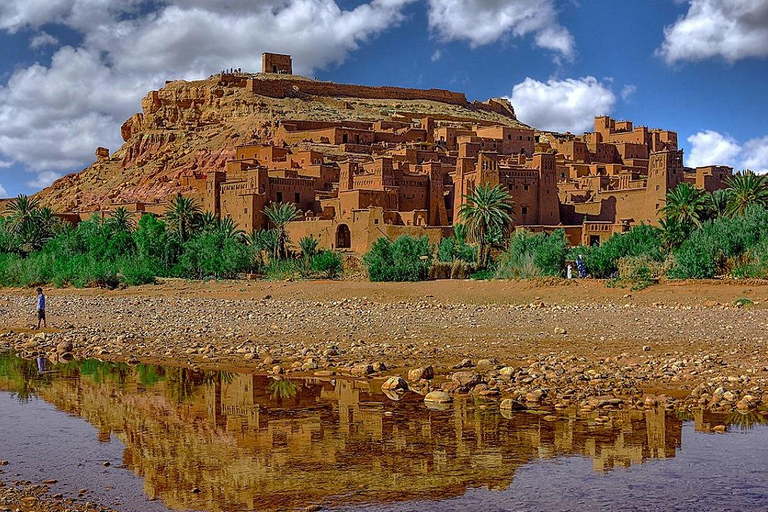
[725,171,768,217]
[263,202,301,260]
[213,216,244,241]
[660,183,708,227]
[5,194,40,229]
[108,207,134,232]
[457,183,514,269]
[707,188,732,220]
[165,193,202,242]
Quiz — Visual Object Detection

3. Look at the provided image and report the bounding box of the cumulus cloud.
[0,0,416,189]
[26,171,63,190]
[426,0,574,60]
[29,31,59,50]
[658,0,768,64]
[688,130,768,173]
[507,76,616,133]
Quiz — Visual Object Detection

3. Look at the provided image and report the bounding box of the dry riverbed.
[3,278,768,418]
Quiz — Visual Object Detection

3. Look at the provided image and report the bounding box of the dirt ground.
[2,278,768,372]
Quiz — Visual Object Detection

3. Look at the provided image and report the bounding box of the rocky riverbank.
[0,475,115,512]
[3,279,768,417]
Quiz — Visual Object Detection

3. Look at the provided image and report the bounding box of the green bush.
[263,259,302,281]
[437,236,475,264]
[670,205,768,279]
[577,224,664,278]
[495,230,567,279]
[176,231,252,279]
[363,236,432,282]
[310,250,343,279]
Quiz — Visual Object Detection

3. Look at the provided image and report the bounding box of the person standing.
[35,287,46,329]
[566,263,573,279]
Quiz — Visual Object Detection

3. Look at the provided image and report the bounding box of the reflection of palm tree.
[268,378,298,400]
[728,411,765,432]
[165,367,197,403]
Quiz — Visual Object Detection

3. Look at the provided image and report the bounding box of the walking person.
[35,287,46,329]
[566,262,573,279]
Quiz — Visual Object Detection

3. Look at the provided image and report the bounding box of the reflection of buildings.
[8,360,686,512]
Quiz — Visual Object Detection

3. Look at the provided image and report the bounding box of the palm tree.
[164,193,202,242]
[726,171,768,217]
[660,183,708,227]
[199,211,218,231]
[298,236,318,259]
[246,229,278,268]
[457,183,514,269]
[659,216,689,252]
[213,216,244,241]
[263,202,301,260]
[108,207,135,232]
[708,188,733,219]
[5,194,40,229]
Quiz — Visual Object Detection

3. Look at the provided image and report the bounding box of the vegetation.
[363,235,432,282]
[495,230,567,279]
[263,202,302,260]
[0,194,345,287]
[457,183,514,269]
[6,170,768,288]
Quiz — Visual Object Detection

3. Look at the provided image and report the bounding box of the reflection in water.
[0,352,764,511]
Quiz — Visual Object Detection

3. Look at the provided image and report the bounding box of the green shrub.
[578,224,664,278]
[310,251,343,279]
[437,236,475,264]
[363,236,432,282]
[176,232,252,279]
[670,205,768,279]
[495,230,567,279]
[263,259,302,281]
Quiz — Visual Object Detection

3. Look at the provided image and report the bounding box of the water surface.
[1,352,767,511]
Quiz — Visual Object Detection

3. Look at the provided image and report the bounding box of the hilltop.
[34,72,524,213]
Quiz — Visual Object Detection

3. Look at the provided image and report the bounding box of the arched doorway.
[336,224,351,249]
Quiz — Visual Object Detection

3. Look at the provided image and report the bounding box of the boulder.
[381,376,408,392]
[408,366,434,381]
[451,371,482,388]
[424,391,453,404]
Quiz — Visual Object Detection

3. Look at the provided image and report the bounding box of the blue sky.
[0,0,767,198]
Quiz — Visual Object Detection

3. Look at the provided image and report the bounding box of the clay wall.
[692,165,733,192]
[249,78,469,105]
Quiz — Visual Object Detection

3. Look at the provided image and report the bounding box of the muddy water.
[2,353,768,512]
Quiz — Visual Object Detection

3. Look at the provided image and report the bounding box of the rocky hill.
[34,73,526,212]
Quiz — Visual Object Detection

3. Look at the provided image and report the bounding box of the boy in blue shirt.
[36,287,46,329]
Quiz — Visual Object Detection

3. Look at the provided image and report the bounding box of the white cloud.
[26,171,62,190]
[0,0,416,191]
[743,136,768,173]
[688,130,768,173]
[431,49,442,62]
[0,159,12,168]
[0,0,414,190]
[426,0,574,60]
[658,0,768,64]
[506,76,616,133]
[29,31,59,50]
[0,182,6,196]
[620,84,637,101]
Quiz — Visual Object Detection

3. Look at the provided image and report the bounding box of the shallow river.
[1,352,768,511]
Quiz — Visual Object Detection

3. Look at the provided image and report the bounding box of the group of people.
[566,255,586,279]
